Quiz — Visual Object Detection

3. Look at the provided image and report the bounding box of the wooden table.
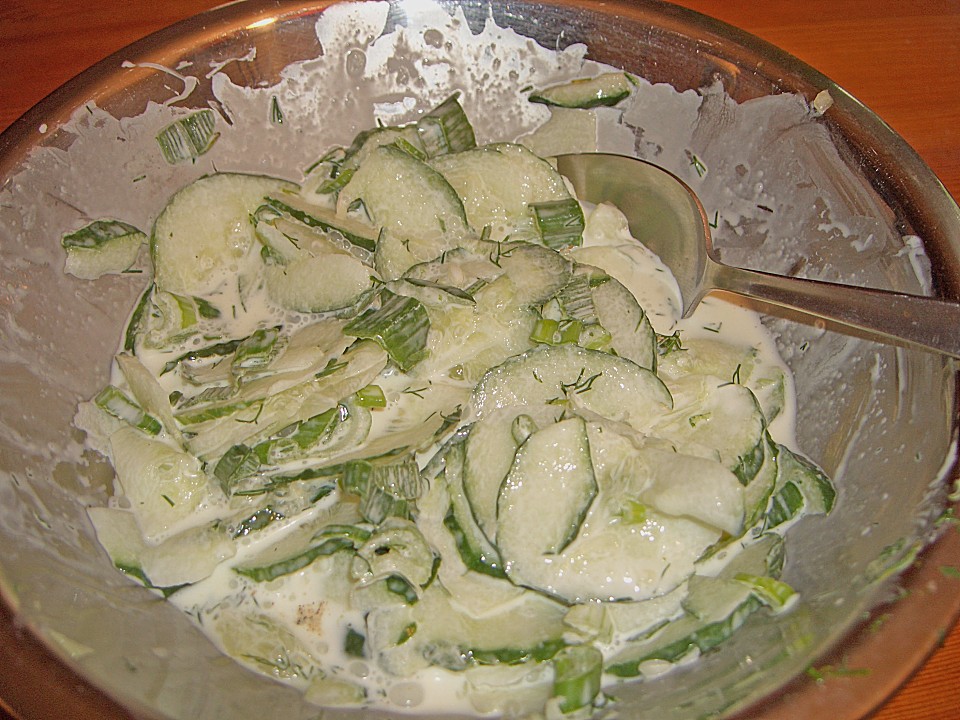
[0,1,957,719]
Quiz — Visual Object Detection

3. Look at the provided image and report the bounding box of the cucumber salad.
[74,80,836,718]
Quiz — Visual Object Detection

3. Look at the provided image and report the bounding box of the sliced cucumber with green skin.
[109,426,225,543]
[657,335,787,425]
[498,498,719,603]
[529,72,634,109]
[653,375,766,481]
[469,343,673,434]
[463,406,557,542]
[337,145,471,280]
[492,410,720,603]
[606,534,784,676]
[151,173,297,297]
[638,447,745,536]
[62,219,145,280]
[443,438,505,576]
[766,443,836,528]
[486,241,573,307]
[265,252,374,313]
[207,606,324,681]
[366,582,567,677]
[744,431,779,527]
[327,124,426,193]
[88,506,235,588]
[430,143,571,239]
[584,419,744,536]
[497,417,598,559]
[116,352,184,444]
[577,263,657,371]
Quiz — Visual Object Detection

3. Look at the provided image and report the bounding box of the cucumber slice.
[529,72,634,109]
[639,447,746,536]
[207,606,323,681]
[653,376,766,482]
[88,506,235,588]
[498,502,719,603]
[606,534,783,676]
[658,336,786,425]
[116,352,184,444]
[352,519,437,589]
[431,143,571,240]
[366,583,567,676]
[585,420,744,536]
[463,407,556,542]
[337,145,470,280]
[744,431,779,527]
[578,264,657,370]
[109,426,225,543]
[469,343,673,433]
[62,219,145,279]
[443,438,505,576]
[261,193,380,255]
[497,417,597,558]
[151,173,296,296]
[330,124,426,192]
[484,241,573,307]
[265,252,373,313]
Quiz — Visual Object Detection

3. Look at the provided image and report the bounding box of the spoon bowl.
[556,152,960,358]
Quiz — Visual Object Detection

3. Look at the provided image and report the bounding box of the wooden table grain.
[0,1,958,719]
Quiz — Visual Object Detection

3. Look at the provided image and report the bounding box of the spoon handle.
[709,262,960,359]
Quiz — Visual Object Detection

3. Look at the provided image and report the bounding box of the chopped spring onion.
[557,275,597,324]
[263,195,379,253]
[341,457,424,524]
[531,198,584,250]
[123,284,154,353]
[156,109,220,164]
[232,327,282,372]
[214,443,261,495]
[94,385,162,435]
[344,291,429,372]
[61,219,145,250]
[354,385,387,408]
[552,644,603,713]
[734,573,798,613]
[530,317,583,346]
[253,405,347,465]
[160,336,245,376]
[235,536,355,582]
[416,93,477,157]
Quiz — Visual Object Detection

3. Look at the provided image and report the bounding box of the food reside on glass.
[71,78,836,717]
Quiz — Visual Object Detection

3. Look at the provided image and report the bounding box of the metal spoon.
[556,152,960,359]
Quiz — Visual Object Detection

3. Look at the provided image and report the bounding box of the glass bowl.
[1,1,958,719]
